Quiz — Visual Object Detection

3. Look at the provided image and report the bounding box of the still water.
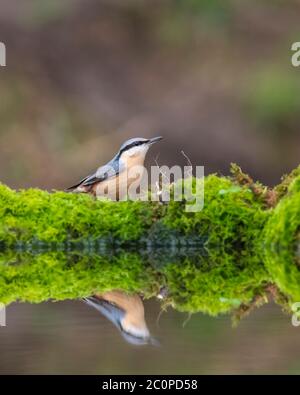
[0,300,300,374]
[0,245,299,375]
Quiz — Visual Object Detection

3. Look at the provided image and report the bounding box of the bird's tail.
[64,186,80,193]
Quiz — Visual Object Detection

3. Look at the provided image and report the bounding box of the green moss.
[263,175,300,302]
[1,170,295,317]
[0,248,269,317]
[161,248,269,315]
[0,251,157,305]
[164,175,268,248]
[156,175,271,314]
[0,184,160,246]
[0,175,268,249]
[275,164,300,199]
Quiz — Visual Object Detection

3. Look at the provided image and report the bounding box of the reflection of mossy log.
[160,250,269,315]
[1,165,300,316]
[0,249,269,317]
[0,251,157,305]
[263,176,300,302]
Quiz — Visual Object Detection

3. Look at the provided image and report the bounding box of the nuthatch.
[83,291,158,346]
[67,137,163,199]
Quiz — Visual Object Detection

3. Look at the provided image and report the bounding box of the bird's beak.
[148,136,163,145]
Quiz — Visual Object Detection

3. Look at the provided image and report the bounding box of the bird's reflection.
[83,290,158,346]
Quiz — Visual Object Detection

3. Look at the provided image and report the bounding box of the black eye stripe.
[120,140,146,154]
[131,141,144,148]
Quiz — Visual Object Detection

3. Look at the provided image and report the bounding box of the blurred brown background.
[0,0,300,190]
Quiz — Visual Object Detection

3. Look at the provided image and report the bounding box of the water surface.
[1,298,300,374]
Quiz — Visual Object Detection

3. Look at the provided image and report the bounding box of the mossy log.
[0,165,300,316]
[263,176,300,302]
[0,173,268,247]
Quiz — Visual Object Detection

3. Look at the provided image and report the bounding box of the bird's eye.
[129,142,141,149]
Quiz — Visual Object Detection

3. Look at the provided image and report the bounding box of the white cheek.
[127,146,148,158]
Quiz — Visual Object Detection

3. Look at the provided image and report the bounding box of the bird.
[83,290,158,346]
[67,136,163,200]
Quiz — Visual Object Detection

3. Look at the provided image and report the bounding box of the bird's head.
[118,136,162,162]
[100,298,159,346]
[119,312,160,347]
[120,325,160,347]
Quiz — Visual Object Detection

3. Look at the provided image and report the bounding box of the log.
[0,165,299,317]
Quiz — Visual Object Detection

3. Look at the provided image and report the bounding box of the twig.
[181,150,193,177]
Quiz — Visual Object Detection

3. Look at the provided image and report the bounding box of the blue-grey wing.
[83,161,120,185]
[67,161,119,190]
[83,296,125,329]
